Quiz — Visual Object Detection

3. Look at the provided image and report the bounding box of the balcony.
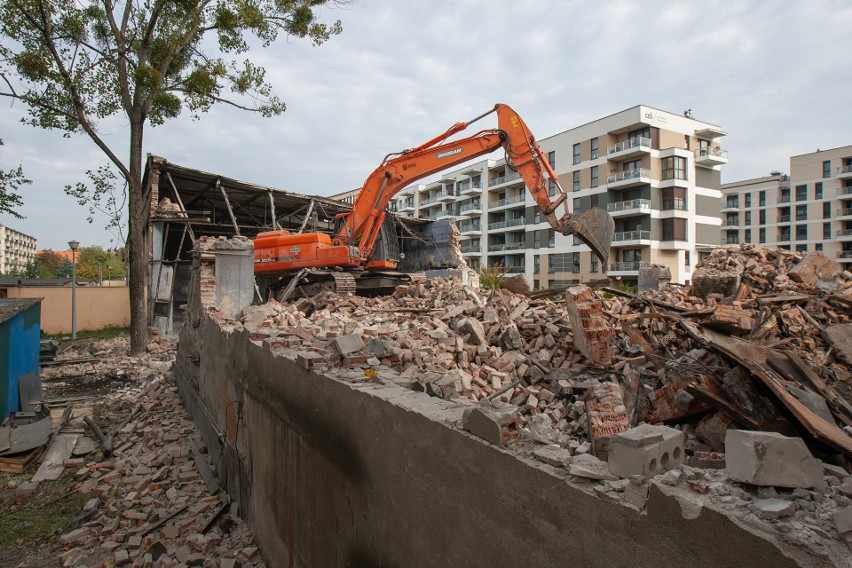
[721,237,740,245]
[460,244,481,255]
[721,218,740,229]
[778,233,791,243]
[488,217,526,231]
[425,195,442,205]
[607,199,651,217]
[398,202,415,213]
[488,172,522,188]
[487,242,526,252]
[439,190,456,203]
[607,137,652,160]
[490,195,525,209]
[721,200,739,212]
[838,208,852,220]
[838,164,852,180]
[607,168,652,189]
[611,230,651,246]
[839,186,852,196]
[837,229,852,241]
[836,250,852,261]
[458,181,482,195]
[459,223,481,236]
[695,147,728,168]
[778,194,791,204]
[436,209,456,220]
[778,215,791,223]
[459,202,482,216]
[609,261,651,275]
[505,265,526,274]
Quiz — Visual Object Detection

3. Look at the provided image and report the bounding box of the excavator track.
[328,272,357,294]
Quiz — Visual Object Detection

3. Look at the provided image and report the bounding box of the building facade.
[388,105,726,288]
[0,225,37,275]
[721,145,852,264]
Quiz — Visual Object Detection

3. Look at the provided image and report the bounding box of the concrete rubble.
[217,242,852,566]
[20,336,266,568]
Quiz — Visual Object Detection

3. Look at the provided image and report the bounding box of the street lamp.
[68,240,79,340]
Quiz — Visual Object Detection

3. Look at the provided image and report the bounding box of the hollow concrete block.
[607,424,685,478]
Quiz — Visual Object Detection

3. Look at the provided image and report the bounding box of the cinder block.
[607,424,684,478]
[724,430,825,490]
[331,333,364,356]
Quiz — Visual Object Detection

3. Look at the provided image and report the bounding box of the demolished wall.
[175,237,850,568]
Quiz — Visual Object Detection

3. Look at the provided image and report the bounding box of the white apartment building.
[0,225,37,274]
[721,145,852,264]
[389,105,726,288]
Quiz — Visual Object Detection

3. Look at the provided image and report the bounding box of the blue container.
[0,298,42,418]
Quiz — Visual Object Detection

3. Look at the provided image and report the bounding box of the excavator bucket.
[563,209,615,270]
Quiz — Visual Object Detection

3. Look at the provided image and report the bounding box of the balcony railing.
[839,164,852,175]
[721,238,739,245]
[778,215,791,223]
[460,244,481,254]
[505,265,526,274]
[459,202,482,213]
[458,181,482,193]
[488,218,526,230]
[695,147,728,159]
[778,194,791,204]
[840,186,852,196]
[609,261,651,272]
[613,230,651,241]
[778,234,791,242]
[837,251,852,259]
[795,214,807,221]
[662,199,687,211]
[838,229,852,238]
[723,200,739,209]
[490,195,525,208]
[458,223,481,233]
[839,208,852,217]
[607,199,651,213]
[487,242,525,252]
[488,172,522,187]
[608,137,651,155]
[607,168,651,184]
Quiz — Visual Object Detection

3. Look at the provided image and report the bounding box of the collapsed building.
[174,231,852,567]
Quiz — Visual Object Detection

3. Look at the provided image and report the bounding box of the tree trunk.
[127,118,148,354]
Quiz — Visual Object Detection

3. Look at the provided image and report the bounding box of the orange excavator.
[254,103,614,298]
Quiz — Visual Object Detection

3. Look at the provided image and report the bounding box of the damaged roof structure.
[175,235,852,567]
[142,156,455,336]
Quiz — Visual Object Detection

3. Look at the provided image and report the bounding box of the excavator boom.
[254,103,615,295]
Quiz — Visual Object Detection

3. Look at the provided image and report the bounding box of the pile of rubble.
[228,243,852,561]
[15,338,265,567]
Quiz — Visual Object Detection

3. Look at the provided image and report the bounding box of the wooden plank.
[679,321,852,457]
[31,433,78,482]
[0,446,45,474]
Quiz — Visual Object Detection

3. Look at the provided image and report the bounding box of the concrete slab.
[725,430,825,490]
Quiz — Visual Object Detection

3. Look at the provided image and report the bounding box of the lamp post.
[68,240,79,340]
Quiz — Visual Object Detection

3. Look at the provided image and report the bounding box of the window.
[796,224,807,240]
[815,182,823,200]
[684,251,690,267]
[534,209,541,224]
[759,209,766,225]
[573,171,580,192]
[759,191,766,206]
[591,166,599,187]
[662,156,687,180]
[745,211,752,225]
[573,143,581,165]
[745,193,752,207]
[590,138,599,160]
[759,228,766,243]
[534,255,540,274]
[548,179,556,196]
[661,218,687,241]
[548,253,578,273]
[795,184,807,201]
[725,195,739,208]
[824,202,832,219]
[796,205,807,221]
[796,244,808,253]
[744,229,752,243]
[824,160,831,178]
[548,151,556,169]
[590,194,599,209]
[815,243,823,251]
[590,252,598,273]
[548,229,555,247]
[573,197,581,212]
[824,222,832,239]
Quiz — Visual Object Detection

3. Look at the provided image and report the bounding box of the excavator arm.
[337,104,614,267]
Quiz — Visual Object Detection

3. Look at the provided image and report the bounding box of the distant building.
[721,145,852,264]
[0,225,37,274]
[388,105,727,288]
[328,188,360,205]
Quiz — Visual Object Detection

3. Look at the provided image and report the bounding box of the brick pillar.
[565,284,613,366]
[585,382,629,461]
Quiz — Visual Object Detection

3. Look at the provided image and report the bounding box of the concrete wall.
[174,269,827,566]
[3,286,130,334]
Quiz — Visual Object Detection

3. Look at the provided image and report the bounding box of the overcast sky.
[2,0,851,250]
